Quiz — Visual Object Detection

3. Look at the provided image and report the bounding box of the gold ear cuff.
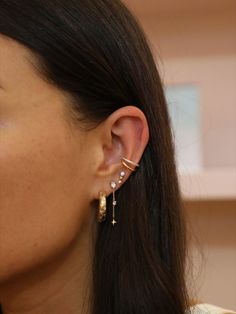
[121,157,139,171]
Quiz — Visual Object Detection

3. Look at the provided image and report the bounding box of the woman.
[0,1,235,313]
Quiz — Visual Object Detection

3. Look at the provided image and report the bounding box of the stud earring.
[118,170,126,184]
[98,191,107,222]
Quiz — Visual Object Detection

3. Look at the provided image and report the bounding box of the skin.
[0,35,149,314]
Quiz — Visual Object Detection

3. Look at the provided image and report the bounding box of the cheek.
[0,122,89,283]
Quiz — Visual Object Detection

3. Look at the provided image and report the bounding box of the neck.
[0,227,96,314]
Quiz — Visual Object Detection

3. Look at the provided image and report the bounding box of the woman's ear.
[91,105,149,199]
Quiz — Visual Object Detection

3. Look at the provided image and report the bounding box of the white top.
[189,303,236,314]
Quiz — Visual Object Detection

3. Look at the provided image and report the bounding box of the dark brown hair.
[0,0,190,313]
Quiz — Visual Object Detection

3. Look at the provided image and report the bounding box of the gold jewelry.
[118,170,126,184]
[110,171,126,226]
[110,181,117,226]
[121,157,140,172]
[98,157,139,225]
[98,191,107,222]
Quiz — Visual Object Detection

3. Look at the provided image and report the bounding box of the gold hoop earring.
[98,191,107,222]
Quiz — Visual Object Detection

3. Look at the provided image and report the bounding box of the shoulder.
[187,303,236,314]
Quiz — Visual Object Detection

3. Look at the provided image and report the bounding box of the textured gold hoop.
[121,157,140,172]
[98,192,107,222]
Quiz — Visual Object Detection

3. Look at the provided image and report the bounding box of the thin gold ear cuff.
[121,157,140,172]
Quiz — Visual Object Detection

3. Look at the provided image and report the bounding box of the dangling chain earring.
[110,170,125,226]
[98,157,140,225]
[110,181,117,225]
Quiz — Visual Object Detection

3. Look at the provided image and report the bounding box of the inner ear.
[103,131,123,168]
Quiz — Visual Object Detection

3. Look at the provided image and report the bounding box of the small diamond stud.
[110,181,117,189]
[120,171,125,177]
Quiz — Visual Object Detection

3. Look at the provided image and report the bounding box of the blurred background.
[124,0,236,309]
